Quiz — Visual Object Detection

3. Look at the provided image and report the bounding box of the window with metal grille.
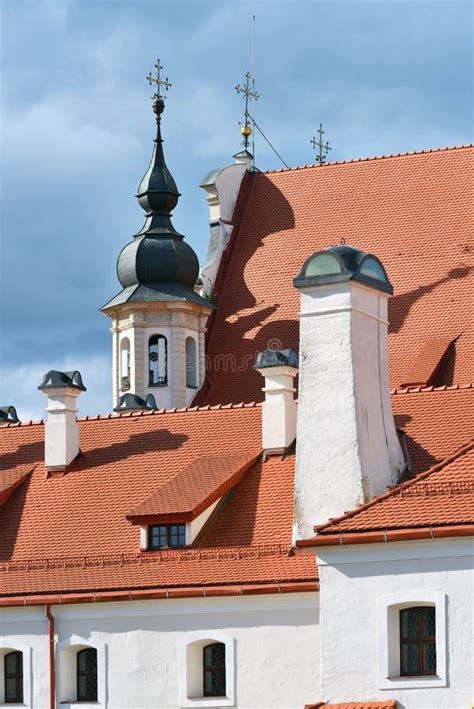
[77,648,98,702]
[4,651,23,704]
[148,524,186,550]
[400,606,436,676]
[149,335,167,386]
[203,643,226,697]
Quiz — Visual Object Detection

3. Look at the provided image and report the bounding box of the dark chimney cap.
[0,405,20,424]
[114,393,158,413]
[38,370,86,392]
[255,349,299,370]
[294,244,393,294]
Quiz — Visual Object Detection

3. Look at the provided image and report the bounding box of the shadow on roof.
[0,441,43,472]
[389,265,472,334]
[0,474,31,560]
[395,413,438,474]
[72,429,189,472]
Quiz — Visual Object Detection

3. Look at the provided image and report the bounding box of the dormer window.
[149,335,168,386]
[148,524,186,550]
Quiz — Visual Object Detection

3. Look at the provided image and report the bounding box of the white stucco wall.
[294,281,404,538]
[0,592,319,709]
[316,537,473,709]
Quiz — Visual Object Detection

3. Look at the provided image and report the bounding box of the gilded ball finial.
[153,97,165,115]
[241,124,252,138]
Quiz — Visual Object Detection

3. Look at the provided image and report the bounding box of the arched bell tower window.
[120,337,131,391]
[149,335,168,386]
[185,336,198,388]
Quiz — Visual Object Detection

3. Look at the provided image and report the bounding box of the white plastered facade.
[0,593,319,709]
[315,537,474,709]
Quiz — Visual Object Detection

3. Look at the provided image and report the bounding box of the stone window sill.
[380,674,446,689]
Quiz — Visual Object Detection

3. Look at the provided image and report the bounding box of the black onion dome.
[116,97,199,291]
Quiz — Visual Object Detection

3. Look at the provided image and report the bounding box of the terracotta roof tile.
[392,387,474,472]
[203,146,473,406]
[305,702,397,709]
[399,336,455,387]
[0,545,316,597]
[128,451,260,520]
[315,441,474,535]
[0,408,317,597]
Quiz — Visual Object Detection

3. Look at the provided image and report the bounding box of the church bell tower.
[102,60,212,411]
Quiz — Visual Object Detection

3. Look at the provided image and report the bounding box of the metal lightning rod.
[252,15,256,164]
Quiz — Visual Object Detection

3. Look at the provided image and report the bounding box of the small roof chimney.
[0,406,20,426]
[113,393,158,413]
[38,370,86,472]
[255,349,298,455]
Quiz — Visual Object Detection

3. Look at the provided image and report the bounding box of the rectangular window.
[400,607,436,676]
[148,524,186,550]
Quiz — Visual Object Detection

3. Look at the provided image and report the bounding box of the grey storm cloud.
[1,0,472,419]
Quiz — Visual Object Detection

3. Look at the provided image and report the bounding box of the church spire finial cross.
[235,71,259,150]
[146,59,172,101]
[311,123,332,165]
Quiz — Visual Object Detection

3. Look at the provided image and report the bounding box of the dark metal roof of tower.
[102,62,211,312]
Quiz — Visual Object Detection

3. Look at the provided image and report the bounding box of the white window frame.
[178,630,235,707]
[56,635,107,707]
[0,644,32,707]
[378,590,447,689]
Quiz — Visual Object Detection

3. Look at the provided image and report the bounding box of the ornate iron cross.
[146,59,172,100]
[311,123,332,165]
[235,71,259,149]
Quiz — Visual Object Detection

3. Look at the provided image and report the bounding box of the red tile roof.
[0,466,33,506]
[0,406,317,600]
[399,336,455,387]
[300,441,474,545]
[305,701,397,709]
[203,146,473,406]
[128,451,260,522]
[391,385,474,473]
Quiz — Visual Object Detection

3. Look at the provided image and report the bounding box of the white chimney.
[255,349,298,454]
[38,370,86,471]
[199,154,251,298]
[293,245,405,539]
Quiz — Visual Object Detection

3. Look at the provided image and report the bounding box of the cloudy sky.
[1,0,472,420]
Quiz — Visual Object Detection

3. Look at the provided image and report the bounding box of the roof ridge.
[390,382,474,395]
[263,143,474,175]
[76,400,260,423]
[0,543,291,572]
[315,439,474,533]
[3,385,472,428]
[0,401,261,429]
